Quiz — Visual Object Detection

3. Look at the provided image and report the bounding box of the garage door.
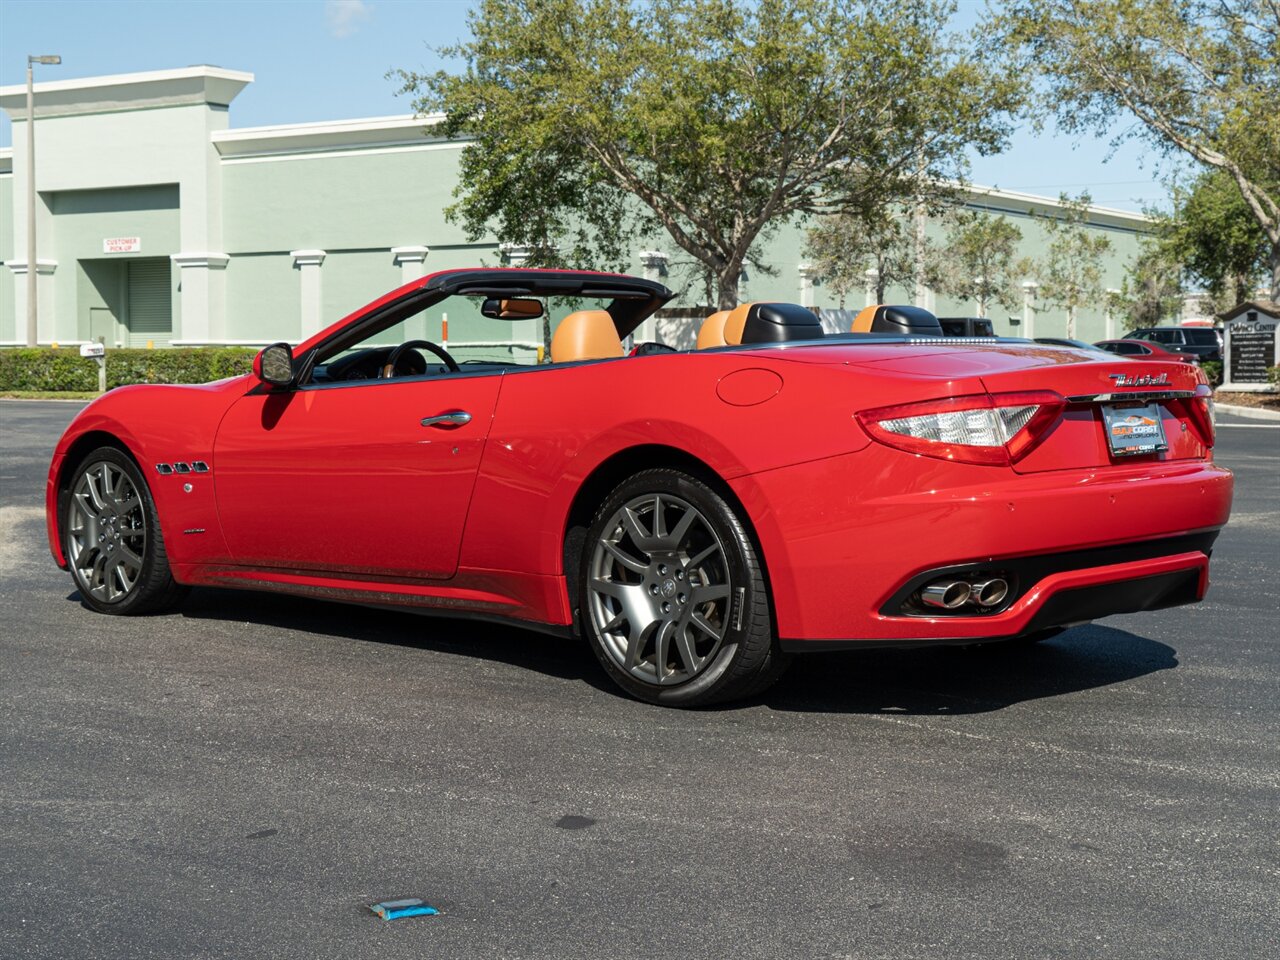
[126,259,173,347]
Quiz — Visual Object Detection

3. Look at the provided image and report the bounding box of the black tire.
[63,445,187,615]
[578,468,789,707]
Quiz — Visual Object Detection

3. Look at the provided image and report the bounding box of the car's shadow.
[761,625,1178,715]
[124,588,1177,715]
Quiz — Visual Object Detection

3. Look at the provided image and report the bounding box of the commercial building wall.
[1,67,1150,353]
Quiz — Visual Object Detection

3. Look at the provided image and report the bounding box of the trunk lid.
[768,342,1212,471]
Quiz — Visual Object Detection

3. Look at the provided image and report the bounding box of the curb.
[1215,402,1280,422]
[0,396,95,404]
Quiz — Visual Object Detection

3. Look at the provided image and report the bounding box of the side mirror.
[481,297,544,320]
[254,342,294,387]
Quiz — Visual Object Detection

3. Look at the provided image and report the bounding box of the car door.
[213,374,502,579]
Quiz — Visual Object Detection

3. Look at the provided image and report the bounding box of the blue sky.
[0,0,1175,212]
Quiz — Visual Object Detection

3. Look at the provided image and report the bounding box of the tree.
[995,0,1280,299]
[925,211,1026,317]
[1155,168,1270,303]
[395,0,1020,308]
[1033,193,1113,339]
[804,205,914,306]
[1115,242,1184,330]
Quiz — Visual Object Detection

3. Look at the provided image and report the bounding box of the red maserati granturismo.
[46,269,1233,706]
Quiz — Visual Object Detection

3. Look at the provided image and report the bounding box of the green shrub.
[1268,365,1279,387]
[1201,360,1223,386]
[0,347,257,393]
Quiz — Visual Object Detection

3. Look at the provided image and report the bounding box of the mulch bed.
[1215,390,1280,411]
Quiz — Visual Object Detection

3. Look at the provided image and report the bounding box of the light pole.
[26,54,61,347]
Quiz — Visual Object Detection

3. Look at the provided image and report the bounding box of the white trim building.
[0,66,1153,352]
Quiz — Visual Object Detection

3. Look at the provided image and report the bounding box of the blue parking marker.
[370,898,439,920]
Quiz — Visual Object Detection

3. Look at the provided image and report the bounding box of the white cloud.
[326,0,372,39]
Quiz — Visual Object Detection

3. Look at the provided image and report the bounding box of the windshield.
[309,292,630,383]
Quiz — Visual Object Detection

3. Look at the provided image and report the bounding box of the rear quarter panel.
[460,351,989,578]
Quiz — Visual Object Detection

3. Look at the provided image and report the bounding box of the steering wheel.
[380,339,460,378]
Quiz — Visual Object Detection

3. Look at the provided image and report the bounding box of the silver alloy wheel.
[587,493,733,686]
[67,460,147,604]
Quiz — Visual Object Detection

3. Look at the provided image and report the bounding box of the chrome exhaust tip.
[972,578,1009,608]
[921,580,972,609]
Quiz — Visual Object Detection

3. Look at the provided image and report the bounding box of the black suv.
[938,317,996,337]
[1125,326,1223,362]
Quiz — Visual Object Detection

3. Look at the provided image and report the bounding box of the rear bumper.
[731,445,1233,644]
[779,552,1207,651]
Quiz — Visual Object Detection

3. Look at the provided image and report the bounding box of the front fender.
[46,382,249,569]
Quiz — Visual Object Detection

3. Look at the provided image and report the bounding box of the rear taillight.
[856,391,1066,466]
[1189,384,1216,446]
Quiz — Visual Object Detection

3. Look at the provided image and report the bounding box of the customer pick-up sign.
[103,237,141,254]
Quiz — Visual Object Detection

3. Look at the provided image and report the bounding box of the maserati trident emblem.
[1109,371,1171,388]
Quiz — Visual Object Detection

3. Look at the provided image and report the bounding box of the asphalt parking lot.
[2,399,1277,960]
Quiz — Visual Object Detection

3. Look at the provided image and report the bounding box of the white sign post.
[80,340,107,393]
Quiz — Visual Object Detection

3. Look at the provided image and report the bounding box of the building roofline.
[211,113,450,159]
[0,65,254,119]
[0,60,1156,225]
[210,117,1151,224]
[960,182,1152,228]
[0,65,253,98]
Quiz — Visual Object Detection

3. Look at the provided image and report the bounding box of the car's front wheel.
[579,468,788,706]
[64,446,186,615]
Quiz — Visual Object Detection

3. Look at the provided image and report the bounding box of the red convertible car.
[46,269,1233,706]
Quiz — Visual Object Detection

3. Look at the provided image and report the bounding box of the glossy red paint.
[46,269,1234,646]
[214,376,502,578]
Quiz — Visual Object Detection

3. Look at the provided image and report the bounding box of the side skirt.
[170,561,574,633]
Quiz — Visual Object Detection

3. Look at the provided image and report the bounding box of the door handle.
[420,410,472,429]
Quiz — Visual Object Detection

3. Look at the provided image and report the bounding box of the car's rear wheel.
[64,446,186,615]
[579,468,788,706]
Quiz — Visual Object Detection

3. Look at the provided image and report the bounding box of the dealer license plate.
[1102,403,1168,457]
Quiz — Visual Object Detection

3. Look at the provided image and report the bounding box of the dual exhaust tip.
[921,577,1009,611]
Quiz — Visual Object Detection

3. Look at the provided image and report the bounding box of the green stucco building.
[0,65,1152,355]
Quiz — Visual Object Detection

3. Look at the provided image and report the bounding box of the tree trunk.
[1269,241,1280,303]
[976,295,987,319]
[1066,305,1076,340]
[876,275,889,303]
[716,265,743,310]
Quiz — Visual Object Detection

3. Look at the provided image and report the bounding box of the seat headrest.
[852,304,882,332]
[723,302,756,345]
[550,309,623,363]
[738,302,824,344]
[696,310,730,349]
[852,305,944,336]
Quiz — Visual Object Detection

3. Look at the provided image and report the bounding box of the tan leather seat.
[851,304,882,332]
[722,302,759,345]
[550,309,624,363]
[696,310,730,349]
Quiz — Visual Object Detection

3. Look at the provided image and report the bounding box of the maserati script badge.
[1109,371,1171,387]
